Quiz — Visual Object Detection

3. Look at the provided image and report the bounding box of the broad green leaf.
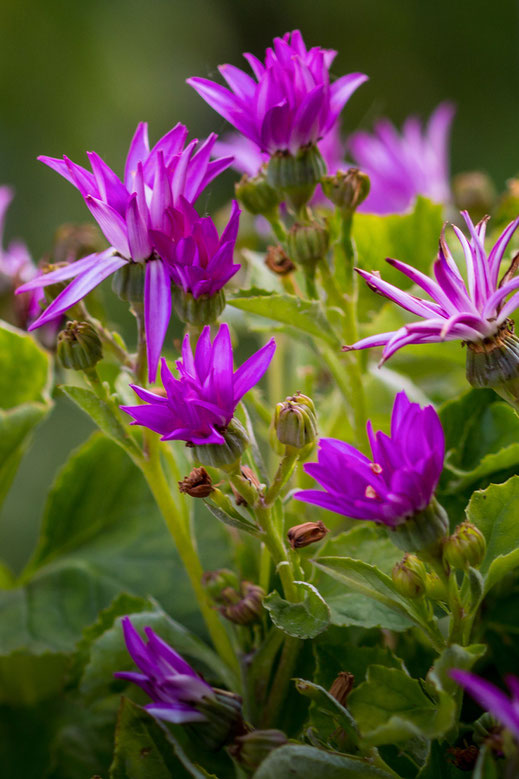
[228,288,340,347]
[427,643,486,695]
[467,476,519,593]
[0,404,49,507]
[295,678,358,742]
[253,744,395,778]
[417,741,469,778]
[263,582,330,639]
[348,665,454,746]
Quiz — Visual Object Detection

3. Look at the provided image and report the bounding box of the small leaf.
[253,744,395,778]
[264,582,330,639]
[295,678,358,742]
[203,499,261,536]
[427,643,486,695]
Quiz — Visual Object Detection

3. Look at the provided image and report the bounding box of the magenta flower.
[347,212,519,363]
[122,323,276,445]
[0,187,36,289]
[451,670,519,739]
[349,103,454,215]
[187,30,367,156]
[17,124,233,381]
[151,198,241,299]
[295,391,444,526]
[114,617,213,724]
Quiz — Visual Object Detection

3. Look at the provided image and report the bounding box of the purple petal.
[126,194,152,261]
[16,251,107,293]
[328,73,368,123]
[124,122,150,189]
[451,670,519,738]
[145,703,206,724]
[144,260,172,383]
[85,196,130,257]
[232,337,276,403]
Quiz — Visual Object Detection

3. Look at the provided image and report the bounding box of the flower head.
[187,30,367,156]
[349,103,454,215]
[451,670,519,740]
[294,391,444,526]
[121,323,275,445]
[347,212,519,364]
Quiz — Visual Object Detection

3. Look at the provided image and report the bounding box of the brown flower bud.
[219,581,265,625]
[446,744,479,771]
[288,520,328,549]
[328,672,355,706]
[265,245,295,276]
[178,467,213,498]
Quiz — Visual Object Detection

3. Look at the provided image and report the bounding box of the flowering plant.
[3,26,519,779]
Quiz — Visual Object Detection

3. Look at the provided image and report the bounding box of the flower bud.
[267,145,326,211]
[172,287,225,327]
[202,568,241,601]
[230,465,261,506]
[391,554,427,598]
[389,498,449,555]
[190,688,248,750]
[473,712,503,749]
[57,320,103,371]
[274,392,318,450]
[328,672,355,706]
[321,168,370,213]
[465,324,519,406]
[218,581,265,625]
[288,520,328,550]
[424,571,448,602]
[178,466,214,498]
[111,261,145,304]
[229,729,287,772]
[265,245,295,276]
[235,172,281,217]
[446,744,479,771]
[192,418,249,470]
[287,222,329,272]
[443,521,486,570]
[452,172,496,224]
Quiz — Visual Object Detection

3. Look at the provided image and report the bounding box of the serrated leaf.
[263,582,330,639]
[253,744,394,778]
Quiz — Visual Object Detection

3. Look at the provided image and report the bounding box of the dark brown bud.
[230,466,261,506]
[219,581,265,625]
[446,744,479,771]
[328,672,355,707]
[178,467,213,498]
[288,520,328,549]
[265,245,296,276]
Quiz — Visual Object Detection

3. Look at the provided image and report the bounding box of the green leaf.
[0,404,49,508]
[253,744,395,778]
[348,665,454,746]
[427,643,486,695]
[228,288,340,347]
[467,476,519,594]
[295,678,358,742]
[59,384,141,458]
[472,744,499,779]
[203,499,261,536]
[263,582,330,639]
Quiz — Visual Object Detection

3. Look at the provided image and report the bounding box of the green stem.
[260,635,301,728]
[266,213,287,243]
[264,449,299,506]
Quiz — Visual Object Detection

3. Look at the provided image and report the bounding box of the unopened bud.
[452,172,496,224]
[191,688,247,750]
[465,324,519,407]
[424,571,448,601]
[267,145,326,211]
[446,744,479,771]
[192,417,249,470]
[274,392,318,450]
[112,261,145,304]
[389,497,449,555]
[172,287,225,327]
[229,729,287,772]
[235,172,281,217]
[473,713,505,755]
[392,554,427,598]
[287,221,329,272]
[57,320,103,371]
[230,466,261,506]
[178,467,213,498]
[288,521,328,550]
[202,569,241,601]
[321,168,370,212]
[265,245,295,276]
[218,581,265,626]
[443,521,486,570]
[328,672,355,706]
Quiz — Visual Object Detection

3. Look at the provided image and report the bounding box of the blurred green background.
[1,0,519,571]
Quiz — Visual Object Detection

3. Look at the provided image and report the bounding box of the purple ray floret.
[121,323,276,445]
[347,212,519,363]
[188,30,367,156]
[451,670,519,740]
[114,616,213,724]
[294,391,444,526]
[349,103,454,215]
[16,124,233,381]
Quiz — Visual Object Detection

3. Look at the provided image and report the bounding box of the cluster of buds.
[203,570,265,626]
[443,521,486,570]
[391,554,427,599]
[57,320,103,373]
[288,520,328,550]
[274,392,318,453]
[321,168,370,213]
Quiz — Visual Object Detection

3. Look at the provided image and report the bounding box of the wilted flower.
[18,124,232,381]
[349,103,454,214]
[121,323,275,445]
[294,391,445,528]
[188,30,366,156]
[451,670,519,740]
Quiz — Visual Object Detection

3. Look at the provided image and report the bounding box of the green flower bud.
[465,324,519,407]
[267,145,326,211]
[274,392,318,450]
[189,688,248,751]
[172,287,226,326]
[202,569,241,601]
[218,581,265,626]
[286,221,329,272]
[424,571,448,602]
[192,417,249,470]
[452,171,496,224]
[235,172,281,217]
[321,168,370,212]
[391,554,427,598]
[229,729,288,772]
[389,498,449,555]
[57,320,103,371]
[443,521,486,570]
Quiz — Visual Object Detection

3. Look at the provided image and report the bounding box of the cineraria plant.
[3,26,519,779]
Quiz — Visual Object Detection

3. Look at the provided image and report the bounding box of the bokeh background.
[2,0,519,570]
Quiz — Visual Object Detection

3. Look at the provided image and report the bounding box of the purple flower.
[347,212,519,363]
[114,616,213,724]
[451,670,519,739]
[151,198,241,299]
[187,30,367,156]
[294,391,444,526]
[121,323,276,445]
[17,124,233,381]
[349,103,454,215]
